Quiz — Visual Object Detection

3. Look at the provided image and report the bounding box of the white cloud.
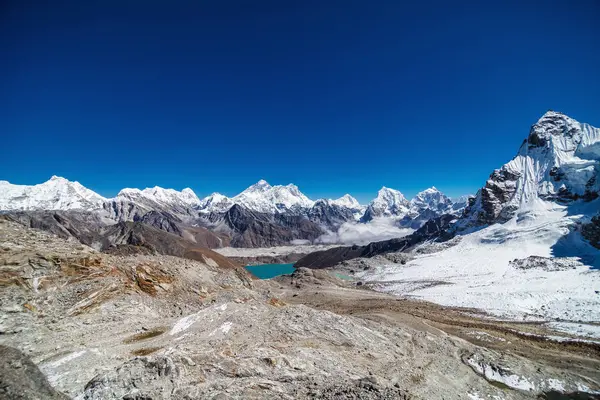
[316,217,413,246]
[290,239,311,245]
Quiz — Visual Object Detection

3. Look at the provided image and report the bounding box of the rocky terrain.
[2,220,600,399]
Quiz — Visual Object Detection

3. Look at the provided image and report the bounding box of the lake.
[245,263,296,279]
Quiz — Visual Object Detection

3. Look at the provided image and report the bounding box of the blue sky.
[1,1,598,203]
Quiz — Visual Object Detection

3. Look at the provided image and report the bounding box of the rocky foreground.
[1,220,599,399]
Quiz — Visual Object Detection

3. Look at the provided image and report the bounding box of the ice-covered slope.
[409,187,453,214]
[199,184,362,219]
[199,180,315,214]
[330,194,362,210]
[116,186,201,208]
[463,111,600,225]
[104,186,202,221]
[398,187,455,228]
[231,180,314,213]
[199,193,235,213]
[360,187,410,222]
[359,111,600,330]
[0,176,106,211]
[361,199,600,324]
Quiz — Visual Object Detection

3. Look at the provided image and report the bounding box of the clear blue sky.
[1,0,598,203]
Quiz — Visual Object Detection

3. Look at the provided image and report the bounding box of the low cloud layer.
[316,218,414,246]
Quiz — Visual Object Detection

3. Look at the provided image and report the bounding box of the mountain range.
[297,110,600,268]
[2,111,598,260]
[0,171,467,249]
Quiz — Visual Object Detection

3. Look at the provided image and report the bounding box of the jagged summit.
[117,186,201,207]
[0,176,106,211]
[464,111,600,225]
[330,194,362,209]
[361,187,410,222]
[230,180,314,214]
[243,179,272,193]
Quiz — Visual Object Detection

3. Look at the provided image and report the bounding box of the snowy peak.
[464,111,600,225]
[241,179,272,194]
[410,187,452,213]
[330,194,361,209]
[116,186,201,207]
[141,186,200,206]
[232,180,314,213]
[374,187,409,209]
[0,176,106,211]
[199,192,234,213]
[361,187,410,221]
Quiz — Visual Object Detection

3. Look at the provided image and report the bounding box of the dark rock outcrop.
[100,221,240,269]
[582,215,600,250]
[136,210,182,235]
[0,345,69,399]
[199,204,325,248]
[1,210,107,246]
[306,199,357,230]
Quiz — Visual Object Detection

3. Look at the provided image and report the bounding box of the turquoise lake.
[245,263,296,279]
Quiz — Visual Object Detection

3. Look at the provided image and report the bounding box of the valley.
[1,111,600,399]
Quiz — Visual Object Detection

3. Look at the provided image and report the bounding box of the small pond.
[244,263,296,279]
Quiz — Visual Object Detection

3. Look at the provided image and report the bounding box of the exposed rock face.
[104,187,201,223]
[136,210,183,236]
[84,356,179,400]
[1,210,107,247]
[295,214,456,269]
[509,256,579,271]
[400,187,454,228]
[201,204,325,248]
[582,215,600,250]
[102,198,152,222]
[463,111,600,226]
[198,192,235,213]
[1,211,238,267]
[100,221,240,268]
[0,345,69,400]
[306,199,358,229]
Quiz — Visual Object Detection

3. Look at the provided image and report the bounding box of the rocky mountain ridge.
[0,178,465,248]
[462,111,600,226]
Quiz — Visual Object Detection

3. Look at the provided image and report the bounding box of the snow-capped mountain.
[102,186,202,221]
[409,187,453,214]
[360,187,410,222]
[116,186,201,208]
[307,199,361,228]
[0,176,106,211]
[451,195,474,214]
[198,180,316,214]
[199,193,235,213]
[398,187,455,228]
[330,194,362,210]
[232,180,315,213]
[464,111,600,225]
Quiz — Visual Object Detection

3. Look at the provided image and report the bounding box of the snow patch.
[466,356,535,391]
[43,350,87,369]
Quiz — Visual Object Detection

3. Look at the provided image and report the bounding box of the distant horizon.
[1,174,474,204]
[2,1,598,204]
